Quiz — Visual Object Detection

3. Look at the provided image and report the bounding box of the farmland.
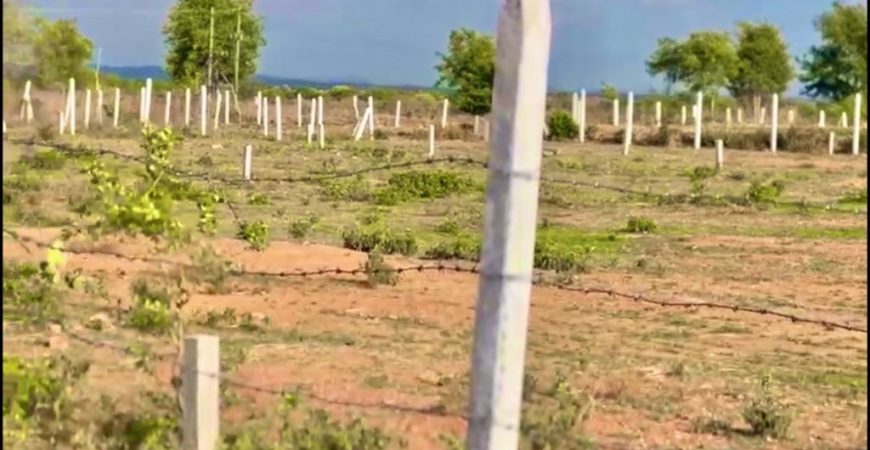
[2,88,868,449]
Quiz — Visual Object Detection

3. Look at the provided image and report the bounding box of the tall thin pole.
[95,47,102,92]
[234,9,242,92]
[207,6,215,89]
[853,93,862,156]
[694,91,703,150]
[466,1,551,449]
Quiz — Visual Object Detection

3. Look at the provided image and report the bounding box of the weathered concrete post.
[578,89,586,143]
[852,93,862,155]
[113,88,120,128]
[770,93,779,153]
[466,0,551,449]
[623,92,634,156]
[693,92,703,150]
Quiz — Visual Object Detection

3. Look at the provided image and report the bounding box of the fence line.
[6,138,861,212]
[4,229,865,333]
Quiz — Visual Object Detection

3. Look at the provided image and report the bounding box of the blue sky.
[27,0,842,95]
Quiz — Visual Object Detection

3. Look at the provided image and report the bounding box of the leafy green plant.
[520,373,594,450]
[289,214,319,239]
[125,278,184,335]
[547,110,580,141]
[2,261,61,324]
[319,176,373,202]
[237,220,270,251]
[742,374,791,439]
[341,226,417,256]
[534,241,587,273]
[19,149,66,171]
[275,394,401,449]
[363,251,399,287]
[184,246,235,294]
[3,355,90,446]
[745,179,786,204]
[623,216,657,234]
[247,192,270,205]
[81,126,221,244]
[423,235,481,261]
[373,170,478,205]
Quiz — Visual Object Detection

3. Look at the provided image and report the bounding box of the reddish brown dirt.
[3,227,867,449]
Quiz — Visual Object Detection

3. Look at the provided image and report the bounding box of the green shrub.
[745,179,785,204]
[423,235,481,261]
[742,375,791,439]
[520,374,593,450]
[20,149,66,171]
[126,279,175,335]
[534,241,586,273]
[546,111,579,141]
[289,214,319,239]
[247,193,270,205]
[373,170,478,205]
[341,227,417,255]
[319,176,373,202]
[623,216,657,233]
[236,221,270,251]
[275,395,398,449]
[363,251,399,287]
[3,261,60,324]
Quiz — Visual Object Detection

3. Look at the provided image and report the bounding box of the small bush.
[423,235,481,261]
[742,375,791,439]
[247,193,270,205]
[534,241,586,273]
[275,395,399,449]
[236,220,270,251]
[185,246,235,294]
[126,279,174,335]
[319,176,373,202]
[623,216,657,234]
[745,179,785,204]
[289,214,319,239]
[20,149,66,171]
[3,261,60,324]
[341,227,417,255]
[363,251,399,287]
[374,170,478,205]
[546,111,579,141]
[520,374,593,450]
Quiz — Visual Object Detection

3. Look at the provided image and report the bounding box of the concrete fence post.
[182,335,219,450]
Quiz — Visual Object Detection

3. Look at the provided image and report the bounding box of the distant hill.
[98,65,431,91]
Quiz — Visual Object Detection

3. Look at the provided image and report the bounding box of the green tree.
[163,0,266,88]
[677,31,739,95]
[730,22,794,120]
[800,2,867,100]
[435,28,495,115]
[599,83,619,101]
[644,31,738,96]
[32,18,93,87]
[646,37,684,94]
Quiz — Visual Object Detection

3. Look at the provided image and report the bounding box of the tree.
[677,31,739,95]
[800,2,867,100]
[599,83,619,101]
[163,0,265,88]
[730,22,794,120]
[435,28,495,115]
[32,18,93,87]
[644,31,738,96]
[646,37,684,94]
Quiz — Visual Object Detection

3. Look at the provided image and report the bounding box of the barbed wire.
[58,328,462,418]
[4,230,865,333]
[7,138,860,211]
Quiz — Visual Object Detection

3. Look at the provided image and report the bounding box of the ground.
[2,104,867,449]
